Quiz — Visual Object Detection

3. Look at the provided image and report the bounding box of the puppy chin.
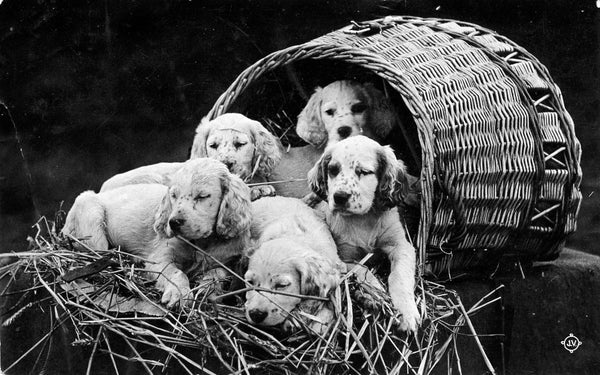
[179,226,213,240]
[330,201,371,216]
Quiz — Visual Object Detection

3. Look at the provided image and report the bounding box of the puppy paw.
[161,282,192,308]
[301,192,322,208]
[393,299,421,333]
[250,185,276,201]
[353,288,380,313]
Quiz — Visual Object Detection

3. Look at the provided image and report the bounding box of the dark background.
[0,1,598,254]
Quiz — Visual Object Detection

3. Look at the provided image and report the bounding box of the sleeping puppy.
[308,135,420,332]
[100,113,281,201]
[62,158,252,308]
[190,113,282,200]
[297,80,398,148]
[244,196,343,334]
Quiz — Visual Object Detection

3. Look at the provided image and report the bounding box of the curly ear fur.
[307,150,331,200]
[294,256,340,297]
[297,87,328,148]
[190,117,213,159]
[250,121,282,178]
[363,82,397,140]
[374,145,408,210]
[216,173,252,239]
[153,191,174,238]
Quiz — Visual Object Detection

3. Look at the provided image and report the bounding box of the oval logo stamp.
[561,333,582,353]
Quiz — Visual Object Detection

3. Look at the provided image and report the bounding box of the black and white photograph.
[0,0,598,374]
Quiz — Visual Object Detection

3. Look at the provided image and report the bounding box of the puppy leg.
[194,267,231,300]
[145,248,191,308]
[250,185,276,201]
[382,241,420,333]
[345,262,386,312]
[62,191,109,251]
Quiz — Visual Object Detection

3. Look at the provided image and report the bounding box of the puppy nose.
[333,191,350,205]
[248,309,268,324]
[337,126,353,139]
[223,160,234,170]
[169,218,185,231]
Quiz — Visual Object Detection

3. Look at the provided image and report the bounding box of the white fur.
[308,136,420,332]
[63,158,252,308]
[296,80,397,148]
[244,196,343,334]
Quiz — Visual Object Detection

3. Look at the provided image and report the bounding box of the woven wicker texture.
[206,16,582,276]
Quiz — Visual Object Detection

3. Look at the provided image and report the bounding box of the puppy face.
[308,136,406,214]
[244,239,339,327]
[155,158,252,240]
[296,80,397,148]
[166,161,227,239]
[191,113,281,180]
[206,128,255,179]
[320,80,371,145]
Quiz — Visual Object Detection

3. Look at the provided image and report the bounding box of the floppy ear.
[190,117,213,159]
[250,121,282,177]
[307,150,331,200]
[296,87,328,148]
[374,145,408,210]
[294,255,340,297]
[153,190,174,238]
[216,173,252,238]
[363,82,397,140]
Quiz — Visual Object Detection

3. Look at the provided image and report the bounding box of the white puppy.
[62,158,252,308]
[244,196,343,334]
[296,80,398,148]
[308,135,420,332]
[100,113,281,201]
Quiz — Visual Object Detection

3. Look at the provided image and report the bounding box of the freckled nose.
[248,309,268,324]
[333,191,350,205]
[169,218,185,232]
[337,126,352,139]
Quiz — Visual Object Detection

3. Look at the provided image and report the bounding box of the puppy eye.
[170,192,177,199]
[274,282,289,290]
[356,169,374,177]
[195,193,211,200]
[324,108,335,116]
[351,103,367,113]
[328,163,340,177]
[234,141,247,149]
[208,143,218,149]
[245,279,255,286]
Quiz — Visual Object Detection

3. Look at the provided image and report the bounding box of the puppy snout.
[222,160,235,170]
[333,191,351,206]
[337,126,353,139]
[248,309,268,324]
[169,218,185,232]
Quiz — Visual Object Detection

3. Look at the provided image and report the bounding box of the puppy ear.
[294,256,340,297]
[153,190,174,238]
[296,87,328,148]
[216,173,252,239]
[250,121,282,178]
[363,82,397,140]
[374,145,408,210]
[307,150,331,200]
[190,116,212,158]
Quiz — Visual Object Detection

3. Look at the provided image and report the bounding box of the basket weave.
[206,16,582,276]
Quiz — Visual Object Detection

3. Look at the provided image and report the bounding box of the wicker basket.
[205,16,582,276]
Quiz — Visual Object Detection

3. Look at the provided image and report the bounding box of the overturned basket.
[206,16,582,276]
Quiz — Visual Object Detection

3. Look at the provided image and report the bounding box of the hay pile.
[1,216,500,374]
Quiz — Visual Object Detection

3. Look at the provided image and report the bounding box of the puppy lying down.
[244,196,344,334]
[62,158,252,308]
[100,113,281,201]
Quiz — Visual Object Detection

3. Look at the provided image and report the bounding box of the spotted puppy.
[308,135,420,332]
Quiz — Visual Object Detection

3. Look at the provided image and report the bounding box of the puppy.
[100,113,281,201]
[308,135,420,332]
[297,80,398,148]
[191,113,282,200]
[244,196,343,334]
[62,158,252,308]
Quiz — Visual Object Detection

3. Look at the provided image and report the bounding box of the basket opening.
[224,59,422,176]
